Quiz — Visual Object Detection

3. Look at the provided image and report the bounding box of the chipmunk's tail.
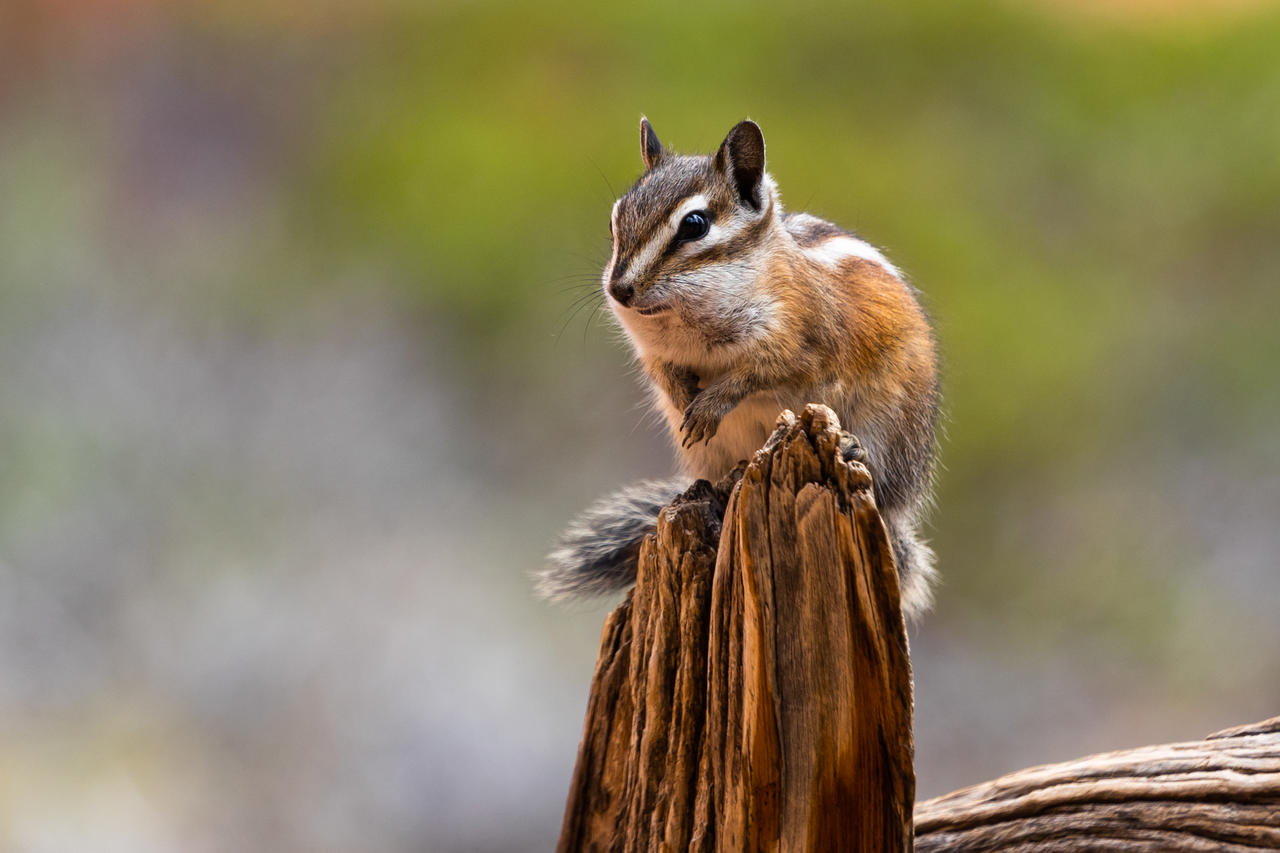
[537,477,689,602]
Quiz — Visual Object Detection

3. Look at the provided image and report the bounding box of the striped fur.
[543,119,941,618]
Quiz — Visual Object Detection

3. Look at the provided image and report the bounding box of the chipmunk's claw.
[681,398,722,448]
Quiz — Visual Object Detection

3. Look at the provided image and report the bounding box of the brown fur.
[544,119,941,618]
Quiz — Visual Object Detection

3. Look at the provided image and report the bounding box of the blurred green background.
[2,0,1278,849]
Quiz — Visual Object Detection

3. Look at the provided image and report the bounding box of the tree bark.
[914,715,1280,851]
[556,404,915,852]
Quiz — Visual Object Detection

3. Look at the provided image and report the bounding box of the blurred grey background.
[1,1,1278,850]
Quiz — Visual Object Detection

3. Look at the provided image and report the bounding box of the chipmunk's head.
[604,118,782,362]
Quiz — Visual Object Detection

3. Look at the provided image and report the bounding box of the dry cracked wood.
[914,715,1280,851]
[556,404,914,853]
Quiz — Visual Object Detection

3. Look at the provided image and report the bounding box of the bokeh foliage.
[295,0,1280,644]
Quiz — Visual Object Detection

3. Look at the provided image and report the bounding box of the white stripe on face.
[617,194,711,285]
[672,193,746,254]
[669,195,709,230]
[605,200,622,275]
[806,236,903,280]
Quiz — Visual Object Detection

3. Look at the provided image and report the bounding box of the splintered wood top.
[557,404,913,852]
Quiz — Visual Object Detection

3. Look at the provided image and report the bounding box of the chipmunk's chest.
[678,392,785,480]
[658,382,867,482]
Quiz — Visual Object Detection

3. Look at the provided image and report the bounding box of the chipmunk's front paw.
[681,393,729,448]
[665,365,701,411]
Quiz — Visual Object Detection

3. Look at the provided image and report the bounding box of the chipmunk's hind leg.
[839,431,868,465]
[840,431,935,620]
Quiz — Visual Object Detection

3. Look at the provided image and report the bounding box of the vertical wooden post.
[557,404,915,852]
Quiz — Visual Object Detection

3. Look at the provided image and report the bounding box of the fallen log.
[914,715,1280,851]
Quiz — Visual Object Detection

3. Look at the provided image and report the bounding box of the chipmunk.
[541,118,940,617]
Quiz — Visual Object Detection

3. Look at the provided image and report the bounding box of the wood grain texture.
[914,715,1280,851]
[556,404,915,852]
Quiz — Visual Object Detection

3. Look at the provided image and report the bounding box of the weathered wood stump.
[555,402,1280,852]
[557,404,914,852]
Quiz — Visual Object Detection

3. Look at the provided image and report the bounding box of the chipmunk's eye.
[676,211,710,242]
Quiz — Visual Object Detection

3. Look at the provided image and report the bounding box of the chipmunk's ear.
[640,116,665,171]
[715,119,766,211]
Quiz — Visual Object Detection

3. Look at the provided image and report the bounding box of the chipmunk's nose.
[608,278,635,306]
